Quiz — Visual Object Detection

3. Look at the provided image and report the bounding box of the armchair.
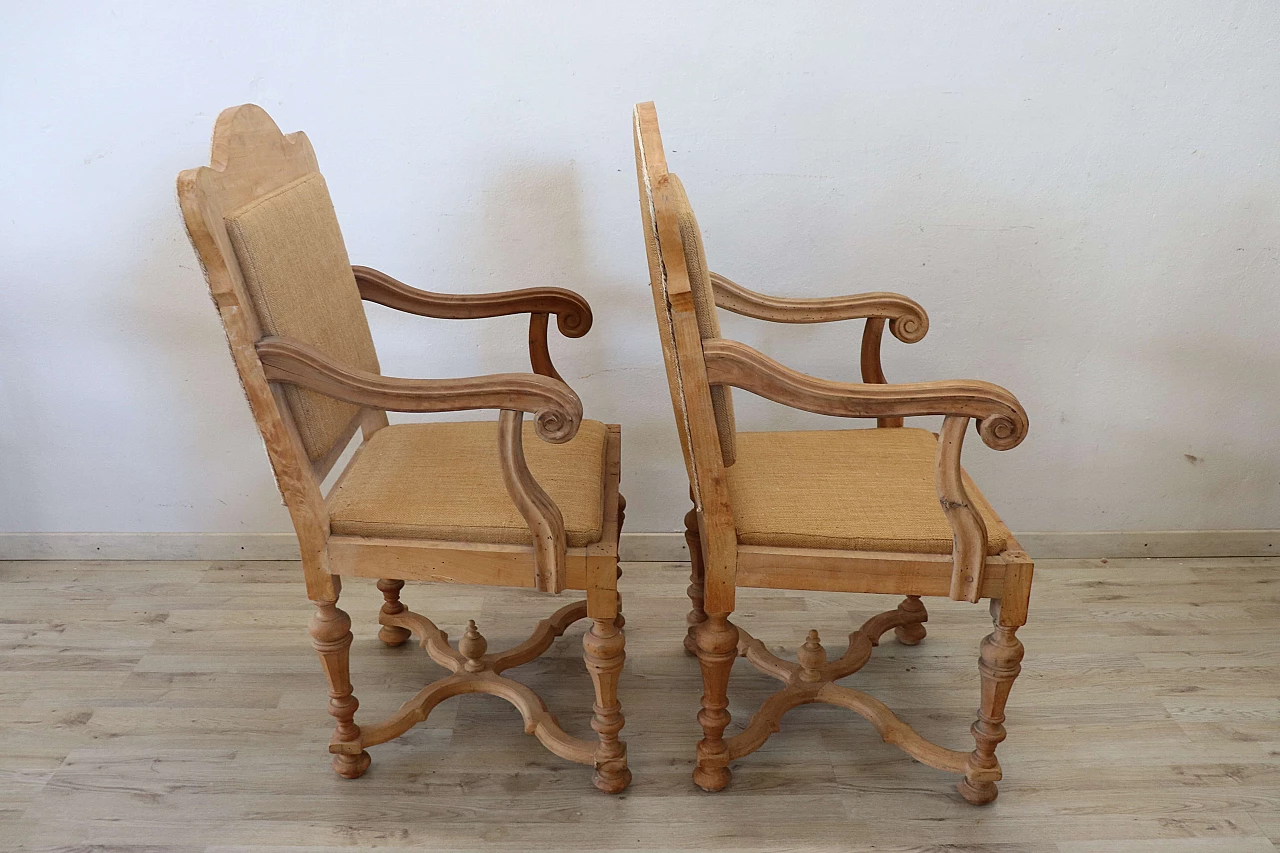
[634,101,1032,804]
[178,105,629,792]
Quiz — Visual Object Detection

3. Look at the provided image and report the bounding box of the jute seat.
[178,104,629,793]
[729,428,1010,555]
[329,420,611,547]
[633,101,1033,804]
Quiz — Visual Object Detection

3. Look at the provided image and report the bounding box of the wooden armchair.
[178,105,629,793]
[632,102,1032,804]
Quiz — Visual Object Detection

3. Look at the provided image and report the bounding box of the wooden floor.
[1,557,1278,852]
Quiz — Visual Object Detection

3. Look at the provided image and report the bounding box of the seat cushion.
[727,427,1010,556]
[329,420,611,547]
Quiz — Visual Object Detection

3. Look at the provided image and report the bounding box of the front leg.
[583,616,631,793]
[958,598,1025,804]
[310,597,370,779]
[693,613,738,791]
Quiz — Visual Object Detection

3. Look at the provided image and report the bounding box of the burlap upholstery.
[666,174,737,467]
[329,420,610,547]
[225,172,379,462]
[727,427,1010,555]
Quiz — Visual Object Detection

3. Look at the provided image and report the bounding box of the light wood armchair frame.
[633,102,1032,804]
[178,105,629,792]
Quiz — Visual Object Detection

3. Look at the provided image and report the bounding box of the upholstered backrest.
[224,171,380,462]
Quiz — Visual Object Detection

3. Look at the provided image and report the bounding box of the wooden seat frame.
[633,102,1033,804]
[178,105,629,793]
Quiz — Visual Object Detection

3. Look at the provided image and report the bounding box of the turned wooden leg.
[894,595,928,645]
[693,613,738,792]
[310,599,370,779]
[958,598,1025,804]
[683,506,708,656]
[376,578,411,647]
[614,495,627,629]
[583,617,631,793]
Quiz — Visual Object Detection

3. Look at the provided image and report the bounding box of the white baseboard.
[0,530,1275,562]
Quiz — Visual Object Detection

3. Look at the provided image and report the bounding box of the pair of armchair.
[178,103,1031,804]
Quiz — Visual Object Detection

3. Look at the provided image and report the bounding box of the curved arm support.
[353,265,592,337]
[860,317,901,428]
[255,335,582,443]
[938,415,990,603]
[701,339,1028,451]
[498,409,567,593]
[710,272,928,343]
[528,312,563,382]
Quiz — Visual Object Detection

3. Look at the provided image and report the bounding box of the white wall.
[2,1,1278,545]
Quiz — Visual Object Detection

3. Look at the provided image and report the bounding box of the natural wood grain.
[256,335,582,443]
[309,599,369,778]
[3,558,1277,852]
[860,317,903,427]
[375,578,411,647]
[938,414,991,603]
[709,271,929,343]
[353,264,591,332]
[633,101,1034,799]
[702,338,1028,451]
[353,265,591,382]
[498,410,567,593]
[178,104,627,792]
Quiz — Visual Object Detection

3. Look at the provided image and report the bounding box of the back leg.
[377,578,411,647]
[894,595,928,645]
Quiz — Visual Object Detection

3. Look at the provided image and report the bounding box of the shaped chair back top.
[633,102,740,595]
[178,105,380,470]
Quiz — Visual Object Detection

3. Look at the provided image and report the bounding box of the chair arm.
[704,337,1029,603]
[255,336,582,443]
[701,338,1027,450]
[709,272,928,344]
[352,265,592,336]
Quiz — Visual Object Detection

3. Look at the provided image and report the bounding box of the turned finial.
[459,620,488,672]
[798,629,827,682]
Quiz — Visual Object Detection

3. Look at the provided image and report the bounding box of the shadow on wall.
[375,159,649,427]
[472,162,611,386]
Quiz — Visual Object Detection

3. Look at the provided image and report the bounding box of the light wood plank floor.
[1,558,1278,852]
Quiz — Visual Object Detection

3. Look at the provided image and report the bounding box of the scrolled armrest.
[702,338,1027,450]
[710,272,928,344]
[255,336,582,443]
[352,265,593,337]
